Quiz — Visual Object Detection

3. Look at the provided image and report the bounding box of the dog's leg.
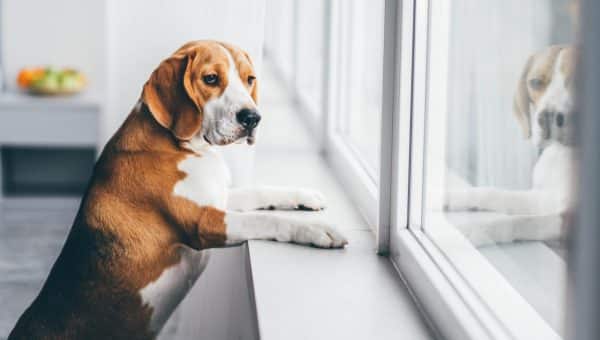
[227,186,326,211]
[224,211,347,247]
[446,187,562,215]
[454,213,568,247]
[195,207,347,249]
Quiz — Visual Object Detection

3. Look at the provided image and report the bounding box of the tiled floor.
[0,63,367,339]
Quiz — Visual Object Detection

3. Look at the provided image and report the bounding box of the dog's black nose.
[236,108,261,129]
[556,113,565,127]
[538,110,551,125]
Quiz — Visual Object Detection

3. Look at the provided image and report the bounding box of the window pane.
[295,0,325,115]
[423,1,578,336]
[264,0,295,80]
[337,0,384,178]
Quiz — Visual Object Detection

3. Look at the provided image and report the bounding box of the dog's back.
[8,194,160,340]
[8,110,187,340]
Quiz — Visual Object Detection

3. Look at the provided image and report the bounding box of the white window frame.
[265,1,574,337]
[323,0,382,230]
[263,0,296,87]
[382,1,563,339]
[291,0,329,144]
[265,0,383,230]
[264,0,329,146]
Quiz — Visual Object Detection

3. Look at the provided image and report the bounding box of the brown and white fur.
[446,45,579,246]
[8,41,347,340]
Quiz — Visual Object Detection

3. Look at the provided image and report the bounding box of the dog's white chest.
[533,143,575,190]
[173,148,230,210]
[533,143,577,210]
[139,248,210,333]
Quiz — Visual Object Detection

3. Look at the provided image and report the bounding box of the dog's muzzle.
[236,108,261,145]
[536,109,578,146]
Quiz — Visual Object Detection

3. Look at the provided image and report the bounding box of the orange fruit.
[17,67,45,88]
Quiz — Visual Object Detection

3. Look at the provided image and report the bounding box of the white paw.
[446,170,473,190]
[294,189,327,211]
[293,223,348,248]
[444,189,479,211]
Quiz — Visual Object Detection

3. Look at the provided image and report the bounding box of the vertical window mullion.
[325,0,341,145]
[407,0,429,231]
[338,1,351,134]
[387,0,418,253]
[395,0,417,235]
[291,0,300,94]
[377,0,402,254]
[320,0,333,145]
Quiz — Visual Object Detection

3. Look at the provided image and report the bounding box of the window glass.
[336,0,384,178]
[295,0,326,115]
[423,1,578,336]
[264,0,295,80]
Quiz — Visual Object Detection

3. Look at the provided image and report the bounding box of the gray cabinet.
[0,92,100,198]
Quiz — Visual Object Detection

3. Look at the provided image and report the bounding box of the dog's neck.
[538,139,577,157]
[108,101,187,154]
[179,138,212,154]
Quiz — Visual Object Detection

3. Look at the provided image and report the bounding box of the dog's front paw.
[295,189,327,211]
[444,189,479,211]
[293,223,347,248]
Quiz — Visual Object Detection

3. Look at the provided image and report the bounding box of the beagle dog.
[9,41,346,340]
[446,45,579,245]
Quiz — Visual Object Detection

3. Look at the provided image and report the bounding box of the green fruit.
[45,67,60,78]
[31,72,60,91]
[60,73,79,90]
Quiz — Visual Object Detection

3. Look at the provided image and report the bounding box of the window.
[264,0,588,338]
[426,0,575,335]
[333,0,384,177]
[264,0,295,83]
[264,1,384,228]
[264,0,329,139]
[324,0,385,227]
[294,0,326,117]
[389,0,579,339]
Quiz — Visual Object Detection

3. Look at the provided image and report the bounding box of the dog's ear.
[242,51,259,105]
[250,78,259,104]
[142,53,203,140]
[513,55,535,139]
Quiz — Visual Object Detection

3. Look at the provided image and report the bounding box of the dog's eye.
[247,75,256,86]
[203,74,219,86]
[529,78,544,90]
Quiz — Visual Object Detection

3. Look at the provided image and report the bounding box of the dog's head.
[514,45,578,148]
[142,40,260,147]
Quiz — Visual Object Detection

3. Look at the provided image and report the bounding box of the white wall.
[1,0,106,96]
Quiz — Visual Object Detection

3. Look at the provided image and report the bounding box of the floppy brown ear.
[513,55,534,139]
[142,53,202,140]
[250,78,259,104]
[237,49,259,105]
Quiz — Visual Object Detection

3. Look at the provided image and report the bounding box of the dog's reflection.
[446,45,579,246]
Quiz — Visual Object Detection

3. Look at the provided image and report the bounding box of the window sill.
[392,215,563,340]
[444,211,567,333]
[246,229,433,340]
[238,150,431,339]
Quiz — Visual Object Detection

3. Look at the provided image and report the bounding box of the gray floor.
[0,199,79,339]
[0,63,367,339]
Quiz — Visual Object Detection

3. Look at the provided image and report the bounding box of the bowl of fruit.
[17,67,87,95]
